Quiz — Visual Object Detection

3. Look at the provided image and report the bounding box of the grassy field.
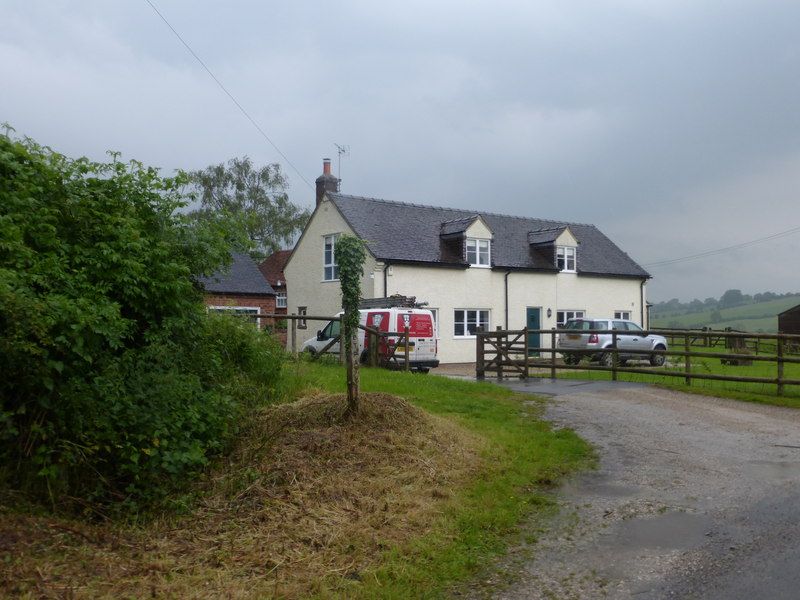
[552,346,800,408]
[651,295,800,331]
[1,361,593,599]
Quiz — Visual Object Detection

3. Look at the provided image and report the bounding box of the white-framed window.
[557,246,576,272]
[323,234,340,281]
[297,306,307,329]
[208,305,260,327]
[466,238,491,267]
[454,309,490,337]
[276,292,287,308]
[556,310,585,327]
[614,310,631,320]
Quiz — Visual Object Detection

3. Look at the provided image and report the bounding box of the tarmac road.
[478,379,800,599]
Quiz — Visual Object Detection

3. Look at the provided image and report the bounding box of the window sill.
[321,279,340,283]
[559,270,577,274]
[468,264,492,269]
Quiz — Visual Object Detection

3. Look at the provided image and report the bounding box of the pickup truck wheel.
[416,367,430,374]
[563,353,581,365]
[650,345,666,367]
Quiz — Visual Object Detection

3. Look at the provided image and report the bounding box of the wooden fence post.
[685,332,691,387]
[778,335,785,396]
[476,326,485,379]
[290,313,297,357]
[370,330,379,367]
[611,330,618,381]
[339,328,345,364]
[404,326,410,372]
[522,326,531,379]
[496,325,503,380]
[550,328,557,380]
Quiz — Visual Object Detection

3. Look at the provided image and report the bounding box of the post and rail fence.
[476,326,800,396]
[246,313,414,371]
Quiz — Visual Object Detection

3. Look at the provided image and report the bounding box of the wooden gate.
[475,327,531,379]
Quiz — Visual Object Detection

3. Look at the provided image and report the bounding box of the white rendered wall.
[385,265,646,363]
[283,198,377,340]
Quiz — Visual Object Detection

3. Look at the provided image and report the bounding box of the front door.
[526,308,541,356]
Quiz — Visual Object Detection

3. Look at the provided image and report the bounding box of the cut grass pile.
[1,363,591,598]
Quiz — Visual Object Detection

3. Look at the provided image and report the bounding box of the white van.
[301,308,439,372]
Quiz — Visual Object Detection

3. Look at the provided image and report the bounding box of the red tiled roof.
[259,250,291,287]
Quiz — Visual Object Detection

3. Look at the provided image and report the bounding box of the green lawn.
[551,346,800,408]
[287,361,593,598]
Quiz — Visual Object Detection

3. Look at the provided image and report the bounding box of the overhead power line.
[643,225,800,268]
[143,0,313,190]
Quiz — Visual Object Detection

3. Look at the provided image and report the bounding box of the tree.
[336,235,367,416]
[719,289,745,309]
[189,156,310,259]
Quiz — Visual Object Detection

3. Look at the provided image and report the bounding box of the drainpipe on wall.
[640,279,646,328]
[504,270,511,329]
[383,262,391,297]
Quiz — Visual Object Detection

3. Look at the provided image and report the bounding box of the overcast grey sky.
[3,0,800,301]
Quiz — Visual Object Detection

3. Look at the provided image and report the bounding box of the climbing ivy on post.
[337,235,367,416]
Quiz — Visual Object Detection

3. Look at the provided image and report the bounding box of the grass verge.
[0,361,592,599]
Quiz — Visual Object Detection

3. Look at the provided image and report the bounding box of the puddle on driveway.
[608,512,711,551]
[559,473,640,499]
[744,460,800,482]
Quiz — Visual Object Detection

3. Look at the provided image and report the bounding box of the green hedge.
[0,133,282,510]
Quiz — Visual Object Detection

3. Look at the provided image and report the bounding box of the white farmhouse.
[285,159,651,364]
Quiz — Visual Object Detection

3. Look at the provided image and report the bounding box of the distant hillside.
[650,296,800,332]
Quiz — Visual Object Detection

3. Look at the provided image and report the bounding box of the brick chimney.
[315,158,339,207]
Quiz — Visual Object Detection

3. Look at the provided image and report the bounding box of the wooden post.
[290,313,297,357]
[404,326,410,372]
[778,335,785,396]
[685,332,691,387]
[339,327,345,364]
[550,328,557,380]
[476,326,485,379]
[611,330,618,381]
[522,327,531,379]
[370,330,379,367]
[497,325,503,380]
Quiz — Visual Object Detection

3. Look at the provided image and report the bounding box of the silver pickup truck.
[557,318,668,367]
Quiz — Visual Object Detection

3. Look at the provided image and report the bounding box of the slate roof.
[327,193,650,279]
[199,252,276,295]
[440,216,479,237]
[528,226,566,246]
[259,250,291,288]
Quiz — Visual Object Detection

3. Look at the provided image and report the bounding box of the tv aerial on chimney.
[334,143,349,191]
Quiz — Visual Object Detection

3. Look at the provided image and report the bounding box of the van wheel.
[304,347,316,357]
[416,368,430,374]
[360,351,369,365]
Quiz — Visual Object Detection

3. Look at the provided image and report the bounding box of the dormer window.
[467,238,491,267]
[557,246,576,272]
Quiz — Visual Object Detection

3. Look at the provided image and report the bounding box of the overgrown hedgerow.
[0,131,282,511]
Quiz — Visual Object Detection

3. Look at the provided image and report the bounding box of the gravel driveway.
[474,379,800,599]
